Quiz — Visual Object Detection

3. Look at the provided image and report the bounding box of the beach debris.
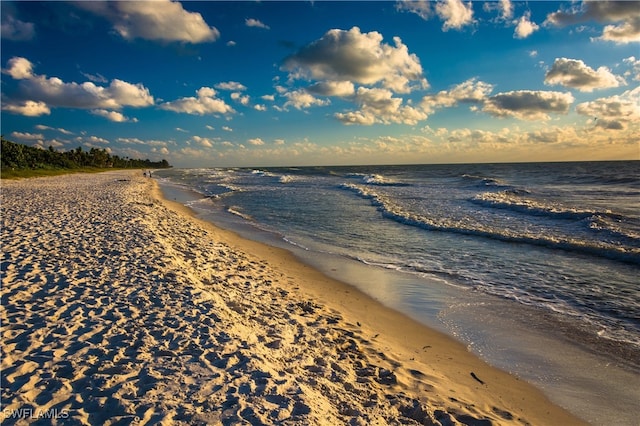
[470,372,485,385]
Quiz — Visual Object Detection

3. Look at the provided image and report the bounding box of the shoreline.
[158,172,640,425]
[2,171,585,424]
[150,177,588,424]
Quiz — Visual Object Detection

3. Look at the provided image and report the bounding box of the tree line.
[1,137,171,170]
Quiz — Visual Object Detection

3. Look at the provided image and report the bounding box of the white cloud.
[2,100,50,116]
[419,123,640,162]
[248,138,265,146]
[197,87,216,97]
[395,0,432,20]
[623,56,640,81]
[301,77,493,126]
[484,0,513,21]
[514,11,539,39]
[76,135,109,145]
[75,0,219,43]
[81,71,108,84]
[421,78,494,113]
[113,138,172,161]
[576,86,640,130]
[254,104,267,111]
[261,94,275,101]
[245,18,270,30]
[45,139,66,149]
[282,26,427,94]
[222,126,233,132]
[545,1,640,44]
[30,137,67,151]
[25,77,154,109]
[435,0,475,31]
[442,127,511,145]
[335,87,427,125]
[498,0,513,20]
[482,90,575,120]
[482,2,538,40]
[598,18,640,44]
[397,0,475,31]
[545,58,625,92]
[283,89,330,110]
[91,109,138,122]
[216,81,247,91]
[4,56,34,79]
[160,87,235,115]
[117,137,145,145]
[307,80,355,97]
[230,92,250,106]
[35,125,73,135]
[334,110,377,126]
[545,1,638,26]
[2,57,154,114]
[1,15,35,41]
[192,135,214,148]
[10,131,44,140]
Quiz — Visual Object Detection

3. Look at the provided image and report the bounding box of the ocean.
[155,161,639,425]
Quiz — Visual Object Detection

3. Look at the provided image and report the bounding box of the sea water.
[156,161,639,425]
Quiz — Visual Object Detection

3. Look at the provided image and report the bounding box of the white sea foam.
[279,175,296,184]
[226,206,253,221]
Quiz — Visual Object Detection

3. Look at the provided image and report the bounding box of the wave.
[279,175,296,184]
[339,183,640,264]
[251,169,277,177]
[471,191,640,243]
[226,206,253,221]
[589,214,640,242]
[346,173,410,186]
[471,191,616,221]
[195,183,240,199]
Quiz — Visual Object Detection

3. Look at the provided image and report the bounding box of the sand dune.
[1,171,585,425]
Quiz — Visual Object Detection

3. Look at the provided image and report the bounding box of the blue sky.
[1,1,638,167]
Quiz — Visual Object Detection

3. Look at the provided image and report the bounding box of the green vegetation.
[1,137,171,179]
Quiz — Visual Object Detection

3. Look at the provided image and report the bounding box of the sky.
[1,0,639,167]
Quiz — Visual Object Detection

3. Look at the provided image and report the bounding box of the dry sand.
[1,171,586,425]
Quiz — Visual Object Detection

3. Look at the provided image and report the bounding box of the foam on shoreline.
[1,171,585,425]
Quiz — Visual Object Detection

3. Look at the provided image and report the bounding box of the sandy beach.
[1,170,586,425]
